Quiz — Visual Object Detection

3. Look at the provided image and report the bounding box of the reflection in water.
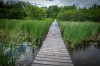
[68,44,100,66]
[1,42,40,66]
[16,45,33,66]
[15,42,39,66]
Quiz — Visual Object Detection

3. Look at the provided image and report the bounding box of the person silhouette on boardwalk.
[52,19,58,36]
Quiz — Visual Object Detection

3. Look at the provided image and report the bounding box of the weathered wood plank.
[38,51,69,55]
[32,63,72,66]
[35,57,72,63]
[32,64,55,66]
[33,60,73,66]
[37,53,69,57]
[36,55,71,60]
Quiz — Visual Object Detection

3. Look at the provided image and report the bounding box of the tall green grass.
[0,18,52,66]
[59,21,100,48]
[18,19,52,47]
[0,19,52,46]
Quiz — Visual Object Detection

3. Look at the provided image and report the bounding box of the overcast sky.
[4,0,100,8]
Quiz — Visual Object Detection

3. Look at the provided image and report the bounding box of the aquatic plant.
[59,21,100,48]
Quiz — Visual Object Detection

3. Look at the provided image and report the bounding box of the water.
[16,45,34,66]
[0,42,40,66]
[69,44,100,66]
[15,42,39,66]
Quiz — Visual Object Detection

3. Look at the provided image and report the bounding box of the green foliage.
[57,5,100,22]
[19,19,51,46]
[0,43,16,66]
[0,8,8,18]
[38,8,47,19]
[24,4,36,19]
[8,8,24,19]
[0,19,52,46]
[0,1,25,19]
[0,51,15,66]
[59,21,100,48]
[57,9,79,21]
[0,0,100,21]
[0,18,52,66]
[25,4,47,19]
[89,7,100,22]
[7,1,25,19]
[0,0,48,19]
[62,5,76,10]
[47,5,60,18]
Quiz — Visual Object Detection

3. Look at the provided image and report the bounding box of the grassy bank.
[0,19,52,66]
[59,21,100,48]
[0,19,52,47]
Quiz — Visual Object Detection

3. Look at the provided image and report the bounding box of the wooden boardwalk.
[32,27,74,66]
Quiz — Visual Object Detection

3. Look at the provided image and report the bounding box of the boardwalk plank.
[33,60,73,66]
[36,55,71,60]
[34,60,73,66]
[38,53,69,57]
[32,63,72,66]
[35,57,72,63]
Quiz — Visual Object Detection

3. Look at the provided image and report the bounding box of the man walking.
[51,19,58,36]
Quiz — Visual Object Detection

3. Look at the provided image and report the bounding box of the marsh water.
[15,44,39,66]
[8,42,40,66]
[68,44,100,66]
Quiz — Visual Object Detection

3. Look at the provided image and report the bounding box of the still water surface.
[69,44,100,66]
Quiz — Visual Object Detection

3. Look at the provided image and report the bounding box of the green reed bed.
[59,21,100,48]
[18,19,51,47]
[0,19,52,66]
[0,19,52,46]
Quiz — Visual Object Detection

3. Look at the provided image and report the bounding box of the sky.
[4,0,100,8]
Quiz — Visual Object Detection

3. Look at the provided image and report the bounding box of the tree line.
[57,5,100,22]
[0,0,47,19]
[0,0,100,22]
[47,5,100,22]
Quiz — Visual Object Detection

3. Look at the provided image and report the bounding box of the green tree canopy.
[25,4,47,19]
[47,5,60,18]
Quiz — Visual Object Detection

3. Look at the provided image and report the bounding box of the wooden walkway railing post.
[32,26,74,66]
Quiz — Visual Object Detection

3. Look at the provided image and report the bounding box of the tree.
[8,1,24,19]
[47,5,60,18]
[57,9,79,21]
[0,1,25,19]
[57,4,100,22]
[38,7,47,19]
[25,4,47,19]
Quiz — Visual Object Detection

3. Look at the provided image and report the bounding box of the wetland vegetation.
[0,0,100,66]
